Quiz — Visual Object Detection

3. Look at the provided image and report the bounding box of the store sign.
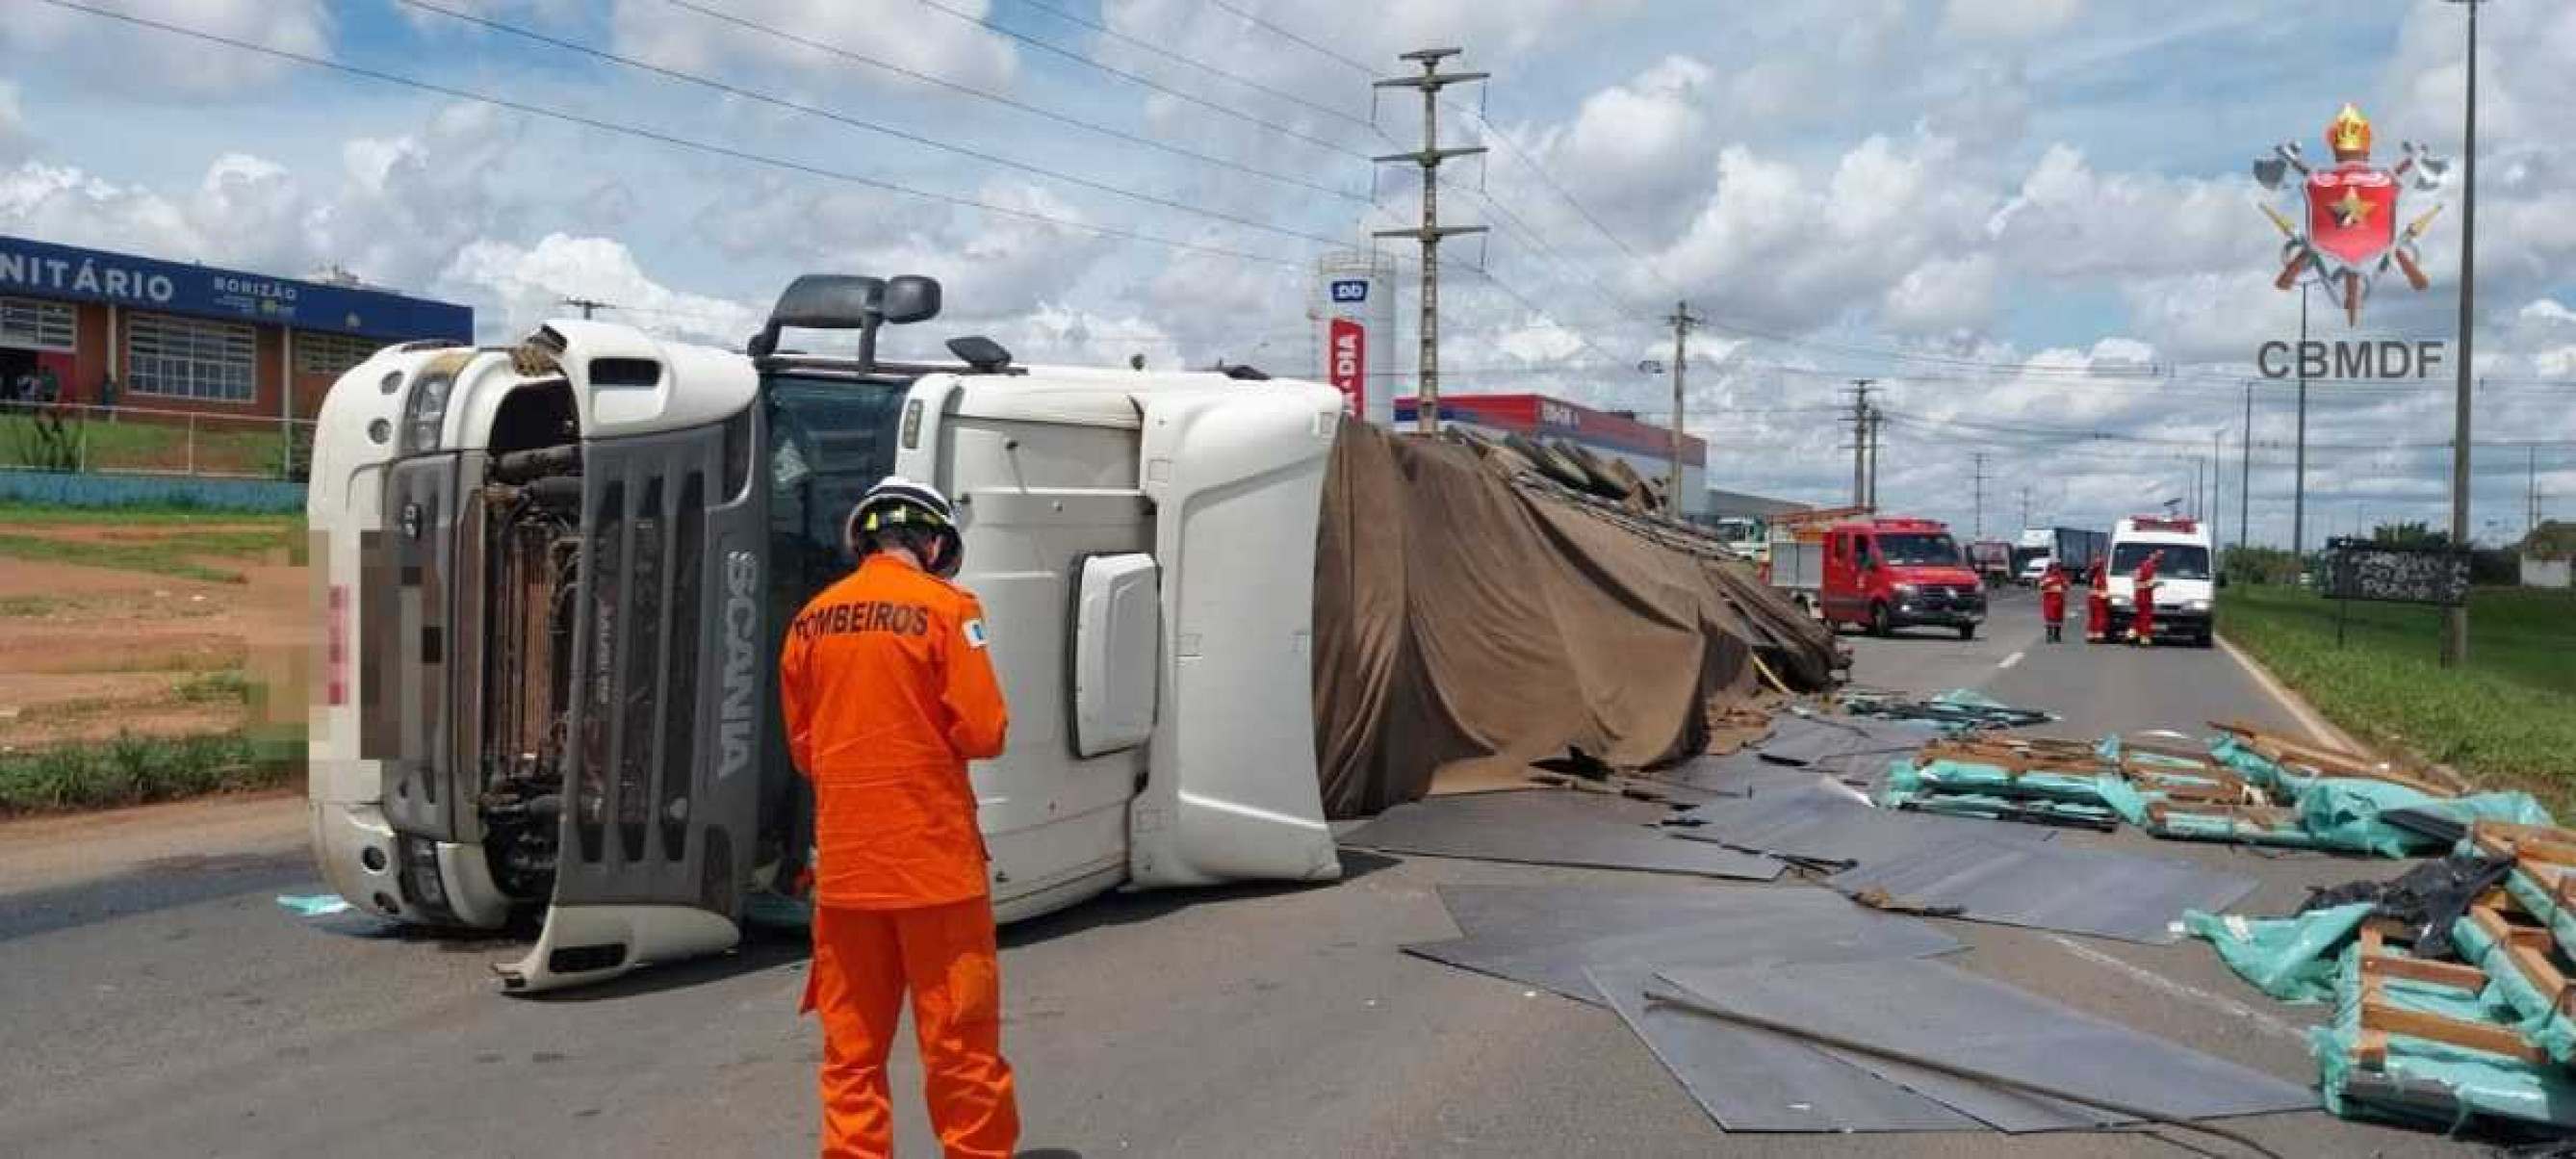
[1327,318,1364,416]
[0,234,471,342]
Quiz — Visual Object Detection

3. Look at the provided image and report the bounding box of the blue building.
[0,235,472,420]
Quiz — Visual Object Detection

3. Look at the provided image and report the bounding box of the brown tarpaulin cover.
[1313,422,1842,818]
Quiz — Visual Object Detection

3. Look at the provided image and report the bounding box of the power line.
[1204,0,1379,75]
[1015,0,1382,133]
[44,0,1310,270]
[908,0,1368,158]
[395,0,1357,252]
[658,0,1366,203]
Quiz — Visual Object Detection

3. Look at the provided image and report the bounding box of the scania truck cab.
[305,274,1345,991]
[2105,515,2216,646]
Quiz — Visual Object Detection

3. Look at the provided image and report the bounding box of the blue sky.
[4,0,2571,544]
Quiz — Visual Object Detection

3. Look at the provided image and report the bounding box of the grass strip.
[0,502,301,527]
[0,532,246,583]
[2221,584,2576,812]
[0,730,298,815]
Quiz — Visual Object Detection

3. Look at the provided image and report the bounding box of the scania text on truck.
[305,273,1346,992]
[1813,518,1986,639]
[2105,515,2217,647]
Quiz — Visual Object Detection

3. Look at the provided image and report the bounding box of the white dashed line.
[1997,651,2023,670]
[2043,934,2306,1044]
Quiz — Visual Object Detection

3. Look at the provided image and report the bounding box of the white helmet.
[844,476,963,577]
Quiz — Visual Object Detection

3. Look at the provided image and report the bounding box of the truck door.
[1821,530,1857,622]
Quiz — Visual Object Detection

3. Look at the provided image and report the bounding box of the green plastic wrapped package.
[2295,778,2444,858]
[2209,734,2314,794]
[1879,759,2151,827]
[2311,947,2576,1131]
[2183,903,2373,1003]
[2449,914,2576,1066]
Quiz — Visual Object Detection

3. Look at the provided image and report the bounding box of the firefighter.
[780,476,1018,1159]
[2129,550,2163,647]
[2084,559,2110,644]
[2038,561,2070,644]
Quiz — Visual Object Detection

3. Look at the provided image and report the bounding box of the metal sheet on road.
[1827,835,2257,944]
[1405,884,1962,1004]
[1340,790,1784,881]
[1587,963,1985,1134]
[1655,959,2318,1124]
[1666,781,2053,868]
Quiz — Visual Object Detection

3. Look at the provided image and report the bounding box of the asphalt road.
[0,588,2473,1158]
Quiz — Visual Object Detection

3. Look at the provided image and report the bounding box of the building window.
[126,313,257,402]
[296,331,383,377]
[0,296,75,352]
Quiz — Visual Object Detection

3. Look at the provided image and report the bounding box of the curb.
[2214,631,2369,755]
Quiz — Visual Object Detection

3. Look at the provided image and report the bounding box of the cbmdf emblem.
[2253,104,2448,325]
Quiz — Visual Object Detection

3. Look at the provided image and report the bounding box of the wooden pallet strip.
[2469,905,2572,1014]
[2358,999,2551,1065]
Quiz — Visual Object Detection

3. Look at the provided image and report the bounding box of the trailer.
[2012,526,2108,582]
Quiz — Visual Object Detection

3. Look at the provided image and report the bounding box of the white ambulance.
[2104,515,2216,647]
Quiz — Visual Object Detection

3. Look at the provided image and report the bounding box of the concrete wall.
[2523,556,2572,589]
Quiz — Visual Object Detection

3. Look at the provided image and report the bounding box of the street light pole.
[2442,0,2482,667]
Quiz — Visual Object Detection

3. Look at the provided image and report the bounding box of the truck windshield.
[1875,532,1961,566]
[765,374,910,605]
[2112,543,2210,580]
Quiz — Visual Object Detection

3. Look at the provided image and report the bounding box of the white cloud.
[1987,144,2265,282]
[443,233,759,346]
[0,0,331,96]
[608,0,1017,92]
[1883,251,1999,334]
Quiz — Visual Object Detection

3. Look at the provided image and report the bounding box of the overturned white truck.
[307,274,1346,991]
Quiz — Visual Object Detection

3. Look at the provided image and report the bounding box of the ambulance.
[2105,515,2217,647]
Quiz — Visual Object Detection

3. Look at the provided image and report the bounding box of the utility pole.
[2019,484,2031,531]
[2211,428,2226,556]
[1971,452,1989,540]
[2239,381,2254,552]
[2293,284,2310,559]
[2532,444,2542,538]
[1374,49,1487,437]
[2443,0,2484,668]
[1847,379,1875,509]
[1662,300,1702,512]
[560,296,613,320]
[1867,402,1883,510]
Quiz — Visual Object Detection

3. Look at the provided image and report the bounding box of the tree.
[2370,520,2451,548]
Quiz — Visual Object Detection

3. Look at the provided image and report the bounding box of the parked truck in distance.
[2012,526,2108,584]
[1968,540,2014,588]
[1771,516,1986,639]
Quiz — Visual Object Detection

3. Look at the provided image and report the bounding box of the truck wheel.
[1869,602,1893,637]
[1957,624,1977,641]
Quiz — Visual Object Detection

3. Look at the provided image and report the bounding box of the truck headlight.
[1893,582,1920,596]
[2110,595,2130,608]
[2187,599,2211,612]
[399,367,456,454]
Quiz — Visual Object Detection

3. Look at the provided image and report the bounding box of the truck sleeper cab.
[306,274,1344,992]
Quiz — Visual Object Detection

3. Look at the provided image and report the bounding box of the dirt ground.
[0,519,305,752]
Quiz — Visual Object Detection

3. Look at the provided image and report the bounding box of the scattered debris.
[1836,687,2055,732]
[276,893,352,917]
[2188,821,2576,1139]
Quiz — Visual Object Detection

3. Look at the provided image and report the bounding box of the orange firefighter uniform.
[2084,560,2110,643]
[2038,563,2069,643]
[781,552,1017,1159]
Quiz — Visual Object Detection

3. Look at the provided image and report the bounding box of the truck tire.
[1869,602,1893,638]
[1957,624,1976,641]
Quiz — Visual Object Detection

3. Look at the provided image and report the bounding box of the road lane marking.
[2214,634,2350,750]
[1997,651,2023,670]
[2043,934,2306,1044]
